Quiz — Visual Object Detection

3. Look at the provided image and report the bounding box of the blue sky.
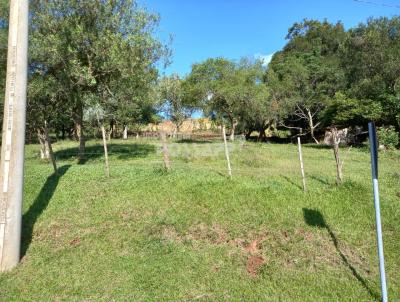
[142,0,399,76]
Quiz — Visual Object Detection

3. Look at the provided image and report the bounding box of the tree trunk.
[245,130,252,140]
[61,125,66,140]
[37,129,49,160]
[229,119,237,141]
[101,125,110,177]
[332,127,343,185]
[110,119,116,138]
[44,121,57,174]
[73,103,85,162]
[123,125,128,140]
[307,108,319,144]
[258,127,266,142]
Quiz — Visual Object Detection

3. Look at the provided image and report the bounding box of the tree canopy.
[28,0,169,157]
[1,5,399,147]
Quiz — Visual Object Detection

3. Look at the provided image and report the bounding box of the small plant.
[377,126,399,149]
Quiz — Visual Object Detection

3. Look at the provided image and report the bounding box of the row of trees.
[158,58,270,140]
[1,1,399,153]
[1,0,170,161]
[160,18,400,145]
[267,18,400,144]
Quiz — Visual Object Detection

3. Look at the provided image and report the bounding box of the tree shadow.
[54,143,156,164]
[303,144,332,150]
[175,139,214,144]
[281,175,303,191]
[302,208,380,301]
[309,175,331,186]
[21,165,71,257]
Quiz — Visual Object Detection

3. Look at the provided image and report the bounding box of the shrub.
[377,126,399,149]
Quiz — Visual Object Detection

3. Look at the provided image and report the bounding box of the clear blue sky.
[141,0,399,76]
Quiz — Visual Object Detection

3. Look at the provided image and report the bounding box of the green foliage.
[342,16,400,128]
[321,92,382,127]
[158,74,194,130]
[28,0,169,139]
[266,20,347,140]
[266,17,400,144]
[186,57,270,136]
[377,126,399,149]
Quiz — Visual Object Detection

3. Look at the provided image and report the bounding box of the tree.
[321,92,382,128]
[186,57,270,140]
[185,58,240,140]
[29,0,169,160]
[27,72,67,165]
[158,74,194,135]
[266,20,347,143]
[342,16,400,129]
[231,58,271,140]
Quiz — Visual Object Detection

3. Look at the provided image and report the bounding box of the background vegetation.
[1,1,399,150]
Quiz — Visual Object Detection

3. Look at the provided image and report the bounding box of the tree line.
[1,1,399,158]
[1,0,169,161]
[170,18,399,147]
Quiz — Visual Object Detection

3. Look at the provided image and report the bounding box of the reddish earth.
[246,255,265,277]
[69,237,81,247]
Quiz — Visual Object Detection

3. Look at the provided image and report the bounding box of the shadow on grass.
[303,208,379,301]
[21,165,71,257]
[281,175,302,191]
[54,143,156,164]
[303,144,332,150]
[309,175,331,186]
[175,139,214,144]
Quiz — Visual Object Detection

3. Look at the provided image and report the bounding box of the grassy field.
[0,138,399,301]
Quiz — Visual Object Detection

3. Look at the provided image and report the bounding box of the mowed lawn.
[0,138,399,301]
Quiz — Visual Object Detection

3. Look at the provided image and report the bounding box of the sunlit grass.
[0,138,399,301]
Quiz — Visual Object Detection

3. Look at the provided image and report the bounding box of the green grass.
[0,138,399,301]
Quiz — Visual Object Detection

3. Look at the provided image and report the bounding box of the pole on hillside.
[368,122,388,302]
[222,125,232,178]
[0,0,29,272]
[160,131,171,170]
[297,137,306,192]
[332,127,343,184]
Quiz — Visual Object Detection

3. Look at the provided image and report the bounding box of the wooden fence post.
[101,125,110,177]
[160,131,171,170]
[297,136,306,192]
[332,127,343,184]
[222,125,232,178]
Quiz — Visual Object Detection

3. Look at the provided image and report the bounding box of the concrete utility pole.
[0,0,29,272]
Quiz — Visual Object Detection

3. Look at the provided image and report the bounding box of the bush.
[377,126,399,149]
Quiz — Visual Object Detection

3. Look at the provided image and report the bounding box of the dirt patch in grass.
[69,237,81,247]
[246,255,266,277]
[155,223,371,277]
